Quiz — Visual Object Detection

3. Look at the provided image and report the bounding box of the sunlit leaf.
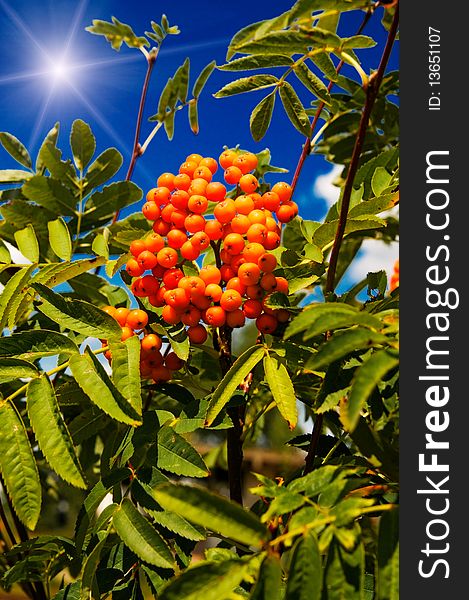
[250,91,276,142]
[14,224,39,263]
[70,119,96,171]
[48,218,72,261]
[0,131,32,169]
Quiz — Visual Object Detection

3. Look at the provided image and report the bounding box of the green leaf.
[27,375,86,489]
[306,329,390,371]
[312,218,385,249]
[0,265,35,332]
[264,352,297,429]
[323,539,364,600]
[174,57,190,103]
[0,132,32,169]
[35,122,59,173]
[48,218,72,261]
[234,29,340,56]
[69,350,142,426]
[112,499,174,569]
[310,52,338,81]
[82,180,142,228]
[377,510,399,600]
[286,533,322,600]
[0,401,41,530]
[32,257,107,288]
[13,224,39,263]
[160,559,250,600]
[91,230,109,258]
[251,555,282,600]
[193,60,216,98]
[279,82,311,136]
[294,62,331,105]
[0,358,39,383]
[152,483,268,547]
[22,175,77,216]
[250,91,276,142]
[150,510,205,542]
[157,425,209,478]
[80,532,108,599]
[342,350,398,432]
[86,17,149,51]
[0,169,33,182]
[0,239,11,264]
[36,141,77,185]
[32,282,122,340]
[188,100,199,134]
[341,35,377,49]
[214,74,279,98]
[219,54,293,71]
[205,345,265,426]
[70,119,96,171]
[83,147,123,194]
[109,335,142,415]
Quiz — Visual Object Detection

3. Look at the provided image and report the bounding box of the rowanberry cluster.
[101,306,184,383]
[125,149,296,345]
[390,259,399,292]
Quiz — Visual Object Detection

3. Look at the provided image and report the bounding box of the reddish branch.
[304,3,399,475]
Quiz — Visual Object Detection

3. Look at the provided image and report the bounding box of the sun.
[49,60,68,83]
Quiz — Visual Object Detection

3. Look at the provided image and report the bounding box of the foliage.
[0,2,399,599]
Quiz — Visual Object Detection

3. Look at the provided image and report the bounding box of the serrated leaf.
[323,539,364,600]
[205,345,264,426]
[342,350,398,432]
[83,147,123,194]
[0,132,32,169]
[157,425,209,478]
[310,52,338,81]
[109,335,142,415]
[219,54,293,71]
[294,62,331,105]
[279,82,311,136]
[83,180,141,227]
[35,140,77,184]
[312,218,385,249]
[69,350,141,426]
[0,358,39,383]
[160,559,250,600]
[150,510,205,542]
[0,265,35,332]
[22,175,76,216]
[251,555,282,600]
[250,91,276,142]
[214,74,278,98]
[32,257,106,288]
[286,533,322,600]
[32,282,122,340]
[48,218,72,261]
[0,169,33,182]
[264,352,297,429]
[377,510,399,600]
[27,375,86,489]
[35,122,59,173]
[86,17,149,51]
[153,483,268,547]
[193,60,216,98]
[80,532,108,599]
[0,401,41,529]
[341,35,377,49]
[70,119,96,171]
[188,100,199,134]
[14,224,39,263]
[235,29,340,56]
[306,329,390,371]
[112,499,173,569]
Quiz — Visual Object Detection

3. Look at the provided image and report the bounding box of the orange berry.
[205,219,224,240]
[147,187,172,205]
[232,154,252,175]
[191,294,212,311]
[157,247,178,268]
[173,173,191,191]
[188,177,208,196]
[152,365,172,383]
[179,160,198,177]
[246,223,268,244]
[239,174,258,194]
[248,209,267,225]
[223,233,245,256]
[224,165,243,185]
[179,276,205,298]
[275,277,289,294]
[186,153,203,165]
[181,240,201,261]
[243,153,258,172]
[161,203,175,223]
[199,265,222,285]
[137,250,158,271]
[260,272,278,292]
[250,192,264,209]
[171,189,190,210]
[226,309,245,328]
[129,239,146,257]
[258,253,277,272]
[276,202,298,223]
[187,324,208,344]
[144,233,165,253]
[205,283,223,302]
[162,304,181,325]
[219,149,237,169]
[231,215,251,235]
[238,262,261,286]
[167,229,188,249]
[199,156,218,174]
[271,182,292,203]
[264,231,281,250]
[243,299,263,319]
[214,199,236,224]
[126,309,148,330]
[131,278,146,298]
[226,277,246,296]
[205,181,226,202]
[256,313,278,334]
[165,352,184,371]
[126,258,144,278]
[157,172,175,190]
[163,268,185,289]
[153,219,171,236]
[141,333,163,353]
[234,195,255,215]
[262,191,281,212]
[204,306,226,327]
[220,264,236,283]
[149,287,166,307]
[265,217,278,232]
[151,264,166,278]
[230,254,246,272]
[114,307,130,327]
[184,214,206,234]
[103,305,117,319]
[142,201,161,221]
[188,194,208,214]
[192,165,213,182]
[181,305,202,327]
[190,231,210,250]
[243,242,266,263]
[164,287,191,310]
[120,326,135,341]
[139,275,160,295]
[140,359,152,378]
[171,209,188,229]
[220,289,243,312]
[246,285,264,300]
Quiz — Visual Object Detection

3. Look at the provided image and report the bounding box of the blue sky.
[0,0,398,288]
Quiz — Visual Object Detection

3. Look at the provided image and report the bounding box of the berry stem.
[304,2,399,476]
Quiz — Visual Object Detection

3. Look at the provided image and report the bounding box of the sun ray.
[0,0,51,61]
[63,0,89,56]
[28,86,56,150]
[0,69,50,85]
